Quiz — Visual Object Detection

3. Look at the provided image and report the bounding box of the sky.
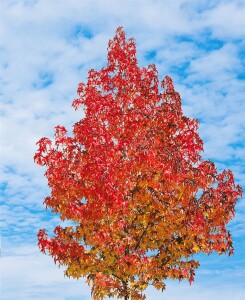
[0,0,245,299]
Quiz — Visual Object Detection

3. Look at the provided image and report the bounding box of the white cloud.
[203,2,245,39]
[2,252,91,300]
[187,43,240,81]
[2,246,245,300]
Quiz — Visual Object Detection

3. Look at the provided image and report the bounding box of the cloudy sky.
[1,0,245,299]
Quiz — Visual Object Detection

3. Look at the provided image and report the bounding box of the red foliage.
[34,27,242,300]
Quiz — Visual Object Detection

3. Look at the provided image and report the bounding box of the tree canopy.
[34,27,242,300]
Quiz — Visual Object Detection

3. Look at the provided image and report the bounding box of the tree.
[34,27,242,300]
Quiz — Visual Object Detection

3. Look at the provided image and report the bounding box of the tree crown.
[34,27,242,300]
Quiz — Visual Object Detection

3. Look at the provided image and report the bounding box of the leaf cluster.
[35,27,242,300]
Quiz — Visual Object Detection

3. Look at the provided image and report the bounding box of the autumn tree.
[34,27,242,300]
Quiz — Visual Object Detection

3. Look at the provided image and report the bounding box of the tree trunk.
[124,280,129,300]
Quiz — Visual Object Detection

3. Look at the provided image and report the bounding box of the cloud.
[2,250,91,300]
[203,2,245,39]
[2,245,245,300]
[187,43,240,82]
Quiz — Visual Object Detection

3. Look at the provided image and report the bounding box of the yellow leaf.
[193,245,200,252]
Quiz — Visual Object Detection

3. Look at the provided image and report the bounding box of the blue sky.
[0,0,245,299]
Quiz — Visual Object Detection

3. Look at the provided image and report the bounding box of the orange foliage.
[34,27,242,300]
